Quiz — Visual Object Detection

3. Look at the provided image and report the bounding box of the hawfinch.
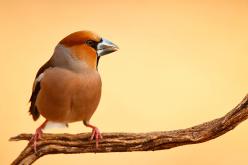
[29,31,118,151]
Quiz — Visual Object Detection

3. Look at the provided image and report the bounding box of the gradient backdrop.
[1,0,248,164]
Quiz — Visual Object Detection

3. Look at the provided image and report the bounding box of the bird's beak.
[97,38,119,57]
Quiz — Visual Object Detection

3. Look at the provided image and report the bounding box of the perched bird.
[29,31,118,151]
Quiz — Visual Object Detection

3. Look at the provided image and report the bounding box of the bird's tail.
[29,102,40,121]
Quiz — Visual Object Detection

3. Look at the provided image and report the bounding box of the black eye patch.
[85,40,98,50]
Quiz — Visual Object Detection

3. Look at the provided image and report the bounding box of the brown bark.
[10,94,248,165]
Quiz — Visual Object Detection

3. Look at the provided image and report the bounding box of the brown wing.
[29,60,53,121]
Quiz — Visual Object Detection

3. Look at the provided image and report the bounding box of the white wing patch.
[32,72,45,91]
[36,72,44,82]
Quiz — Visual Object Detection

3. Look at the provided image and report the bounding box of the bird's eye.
[85,40,94,46]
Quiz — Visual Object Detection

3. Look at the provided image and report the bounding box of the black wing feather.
[29,61,52,121]
[29,81,41,120]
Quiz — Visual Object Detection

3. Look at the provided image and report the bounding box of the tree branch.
[10,94,248,165]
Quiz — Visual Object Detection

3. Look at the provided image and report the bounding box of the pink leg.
[29,120,48,152]
[83,121,102,148]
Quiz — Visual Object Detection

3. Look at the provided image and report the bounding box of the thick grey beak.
[97,38,119,57]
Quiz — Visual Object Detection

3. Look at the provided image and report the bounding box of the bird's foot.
[29,128,43,153]
[29,120,48,153]
[90,126,102,148]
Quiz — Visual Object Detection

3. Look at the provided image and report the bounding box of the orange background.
[1,0,248,164]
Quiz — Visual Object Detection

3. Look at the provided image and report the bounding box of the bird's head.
[58,31,118,69]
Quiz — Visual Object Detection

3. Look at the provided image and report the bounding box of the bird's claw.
[29,128,43,153]
[90,127,102,148]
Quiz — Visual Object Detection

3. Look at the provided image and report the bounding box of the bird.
[28,31,118,151]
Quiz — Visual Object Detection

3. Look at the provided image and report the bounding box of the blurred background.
[0,0,248,164]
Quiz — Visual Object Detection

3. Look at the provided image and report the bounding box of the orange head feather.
[58,30,118,70]
[59,31,101,69]
[60,31,101,46]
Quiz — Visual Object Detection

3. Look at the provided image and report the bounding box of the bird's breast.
[36,67,102,123]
